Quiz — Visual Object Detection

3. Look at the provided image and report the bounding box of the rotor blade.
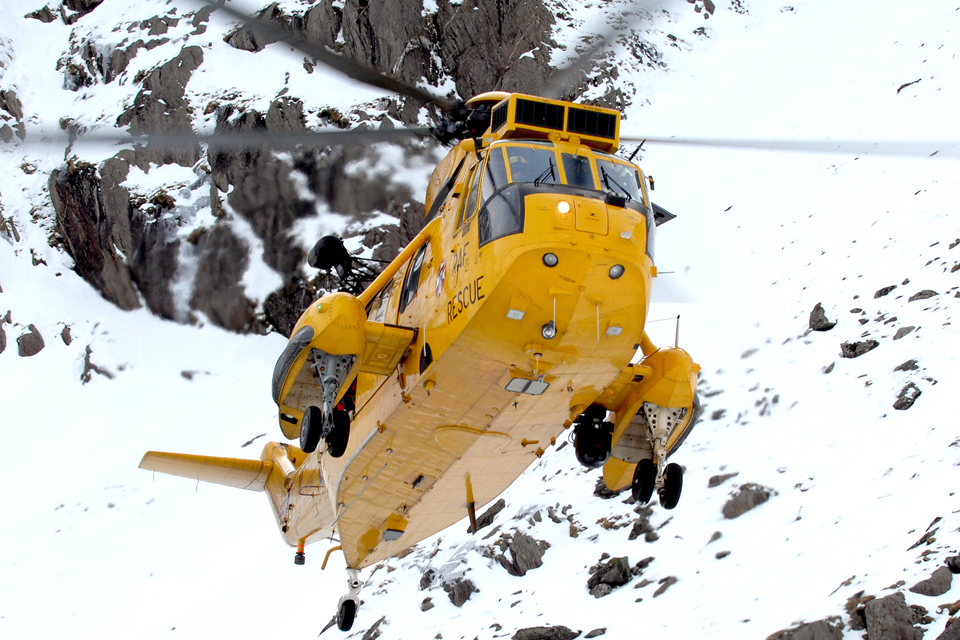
[620,135,960,160]
[10,126,435,151]
[198,0,456,111]
[542,0,649,99]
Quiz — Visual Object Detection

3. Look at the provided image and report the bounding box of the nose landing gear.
[336,568,363,632]
[630,402,688,509]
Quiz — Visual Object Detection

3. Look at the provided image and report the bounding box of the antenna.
[674,315,680,348]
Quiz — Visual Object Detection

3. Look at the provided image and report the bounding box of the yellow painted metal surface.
[139,452,273,491]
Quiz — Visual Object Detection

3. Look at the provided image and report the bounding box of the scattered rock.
[420,597,434,611]
[722,483,774,519]
[910,567,953,597]
[894,359,919,372]
[628,505,657,542]
[0,323,5,354]
[17,324,45,357]
[442,578,478,607]
[809,303,837,331]
[25,5,57,22]
[512,626,580,640]
[716,551,731,559]
[419,568,435,591]
[593,477,624,499]
[711,409,726,420]
[908,290,938,302]
[496,531,550,577]
[587,556,632,596]
[846,592,875,630]
[653,576,677,597]
[471,498,505,533]
[61,325,72,346]
[823,362,835,374]
[81,345,115,384]
[840,340,879,358]
[708,472,739,488]
[768,618,844,640]
[584,630,606,639]
[894,326,916,340]
[864,592,924,640]
[894,383,921,411]
[875,285,898,298]
[708,531,722,544]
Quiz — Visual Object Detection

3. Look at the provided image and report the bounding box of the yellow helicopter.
[136,1,698,633]
[141,89,701,632]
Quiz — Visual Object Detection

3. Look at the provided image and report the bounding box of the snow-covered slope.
[2,1,959,639]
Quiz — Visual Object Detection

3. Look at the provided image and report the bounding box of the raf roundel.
[436,259,446,298]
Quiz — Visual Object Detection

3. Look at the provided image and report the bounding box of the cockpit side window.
[483,147,508,200]
[561,153,596,189]
[596,158,644,203]
[458,161,484,228]
[505,146,561,185]
[398,243,428,314]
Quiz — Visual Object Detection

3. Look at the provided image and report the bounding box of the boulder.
[496,531,550,577]
[840,340,879,358]
[512,626,581,640]
[894,326,916,340]
[910,567,953,597]
[708,472,739,488]
[864,592,924,640]
[908,290,938,302]
[945,556,960,574]
[894,359,919,372]
[587,556,632,596]
[894,383,921,411]
[809,303,837,331]
[875,285,897,298]
[722,484,774,519]
[442,578,478,607]
[17,324,45,357]
[768,619,843,640]
[936,619,960,640]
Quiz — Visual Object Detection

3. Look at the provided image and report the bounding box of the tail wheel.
[299,406,323,454]
[325,409,351,458]
[631,458,656,504]
[658,462,683,510]
[337,598,357,632]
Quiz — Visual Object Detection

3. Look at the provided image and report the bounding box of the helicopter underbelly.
[325,240,653,569]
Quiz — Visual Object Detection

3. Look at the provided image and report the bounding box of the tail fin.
[139,451,273,491]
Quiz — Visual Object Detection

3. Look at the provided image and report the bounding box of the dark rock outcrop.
[910,567,953,597]
[895,359,919,372]
[946,556,960,574]
[189,225,259,333]
[495,531,550,576]
[116,45,204,168]
[809,303,837,331]
[894,326,916,340]
[442,577,478,607]
[908,290,938,302]
[50,162,141,311]
[722,483,774,519]
[587,556,632,597]
[894,382,921,411]
[0,322,6,354]
[875,285,897,298]
[25,5,57,23]
[864,592,924,640]
[17,324,45,357]
[841,340,879,358]
[512,626,581,640]
[769,618,843,640]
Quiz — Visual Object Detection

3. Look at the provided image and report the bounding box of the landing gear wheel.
[299,406,323,454]
[337,598,357,632]
[573,425,612,469]
[631,458,656,504]
[658,462,683,510]
[325,409,351,458]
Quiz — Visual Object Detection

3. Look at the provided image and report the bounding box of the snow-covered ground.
[1,1,959,639]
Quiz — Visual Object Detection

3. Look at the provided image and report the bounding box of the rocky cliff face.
[17,0,675,336]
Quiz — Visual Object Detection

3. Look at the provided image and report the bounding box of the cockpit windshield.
[504,146,561,185]
[489,143,645,206]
